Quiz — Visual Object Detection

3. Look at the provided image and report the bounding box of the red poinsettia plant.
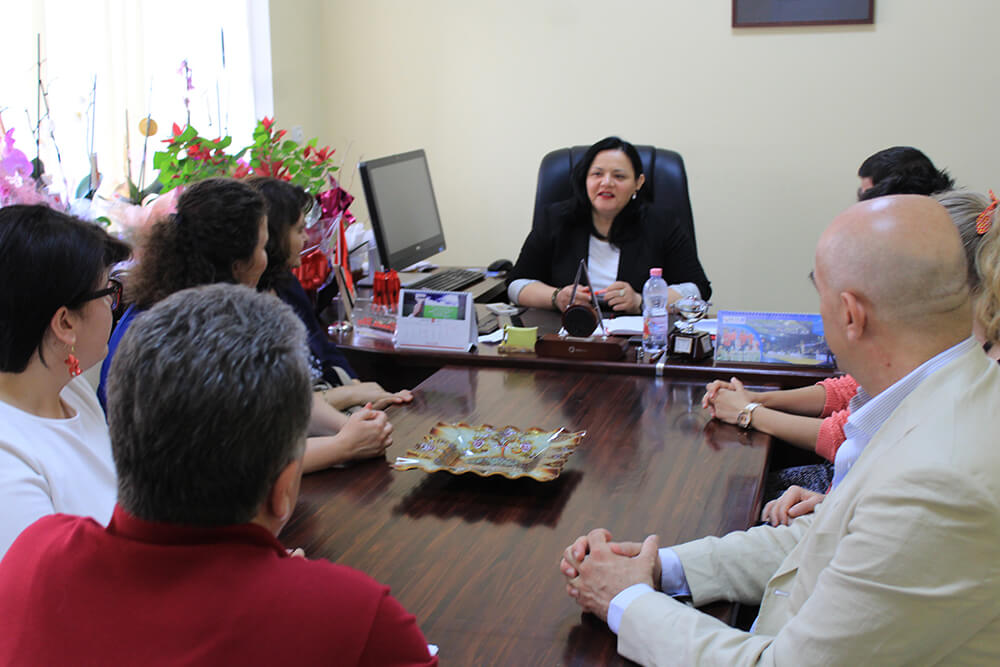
[152,117,338,195]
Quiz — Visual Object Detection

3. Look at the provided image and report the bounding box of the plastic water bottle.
[642,268,670,355]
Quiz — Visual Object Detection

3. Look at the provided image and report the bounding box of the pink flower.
[1,129,33,179]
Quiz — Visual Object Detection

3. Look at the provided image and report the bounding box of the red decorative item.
[292,248,331,291]
[373,270,401,310]
[64,349,82,378]
[336,212,355,295]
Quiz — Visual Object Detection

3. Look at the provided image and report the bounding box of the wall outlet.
[290,125,305,143]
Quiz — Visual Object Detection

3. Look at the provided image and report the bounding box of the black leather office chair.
[532,145,697,251]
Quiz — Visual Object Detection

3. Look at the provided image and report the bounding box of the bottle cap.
[649,268,662,277]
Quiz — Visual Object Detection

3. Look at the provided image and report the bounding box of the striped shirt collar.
[845,337,979,441]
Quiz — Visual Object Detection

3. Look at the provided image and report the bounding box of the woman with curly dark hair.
[99,178,393,472]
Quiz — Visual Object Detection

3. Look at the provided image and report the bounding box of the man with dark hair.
[560,196,1000,664]
[0,284,436,666]
[857,145,954,200]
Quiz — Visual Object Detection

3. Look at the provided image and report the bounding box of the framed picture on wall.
[733,0,874,28]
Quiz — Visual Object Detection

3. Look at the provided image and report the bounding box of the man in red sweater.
[0,284,437,666]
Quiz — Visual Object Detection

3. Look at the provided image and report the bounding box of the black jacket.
[507,199,711,299]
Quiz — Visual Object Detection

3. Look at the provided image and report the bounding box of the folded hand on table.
[702,377,760,423]
[339,405,394,459]
[559,528,660,622]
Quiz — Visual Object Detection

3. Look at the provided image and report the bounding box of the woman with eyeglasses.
[0,204,130,557]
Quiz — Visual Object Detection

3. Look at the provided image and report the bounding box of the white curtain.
[1,0,270,203]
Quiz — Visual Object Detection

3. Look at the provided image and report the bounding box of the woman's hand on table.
[338,405,394,459]
[322,381,413,411]
[350,381,413,410]
[602,281,641,314]
[703,377,760,423]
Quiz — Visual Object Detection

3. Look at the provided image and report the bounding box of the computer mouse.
[487,259,514,273]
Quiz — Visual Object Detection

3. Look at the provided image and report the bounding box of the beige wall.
[270,0,999,311]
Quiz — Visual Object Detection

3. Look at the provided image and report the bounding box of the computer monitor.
[358,149,447,272]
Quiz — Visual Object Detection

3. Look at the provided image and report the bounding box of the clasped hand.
[559,528,660,622]
[702,377,759,424]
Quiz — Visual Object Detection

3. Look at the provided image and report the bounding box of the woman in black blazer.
[507,137,711,313]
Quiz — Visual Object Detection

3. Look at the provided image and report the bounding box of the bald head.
[816,195,970,333]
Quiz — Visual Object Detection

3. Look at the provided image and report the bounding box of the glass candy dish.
[393,422,585,481]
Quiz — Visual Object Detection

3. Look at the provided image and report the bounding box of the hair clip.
[976,189,998,235]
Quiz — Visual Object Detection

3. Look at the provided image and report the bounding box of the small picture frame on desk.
[732,0,874,28]
[395,289,478,352]
[715,310,835,367]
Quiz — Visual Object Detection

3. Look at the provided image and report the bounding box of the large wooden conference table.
[281,365,771,665]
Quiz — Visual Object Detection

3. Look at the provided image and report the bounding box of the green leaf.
[153,152,169,169]
[177,125,198,143]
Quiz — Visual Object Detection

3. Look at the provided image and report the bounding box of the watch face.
[737,411,750,428]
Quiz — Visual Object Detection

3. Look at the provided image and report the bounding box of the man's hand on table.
[560,528,660,622]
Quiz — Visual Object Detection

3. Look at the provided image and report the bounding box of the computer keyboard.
[408,268,485,292]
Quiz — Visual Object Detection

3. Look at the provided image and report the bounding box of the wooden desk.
[334,307,838,392]
[281,366,770,665]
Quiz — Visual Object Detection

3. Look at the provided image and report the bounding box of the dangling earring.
[65,346,81,378]
[631,191,638,200]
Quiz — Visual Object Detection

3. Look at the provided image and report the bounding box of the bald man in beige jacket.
[561,195,1000,665]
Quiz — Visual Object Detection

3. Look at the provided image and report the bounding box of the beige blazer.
[619,344,1000,665]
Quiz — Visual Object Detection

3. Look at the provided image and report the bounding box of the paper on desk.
[589,316,719,337]
[478,329,505,344]
[591,316,644,336]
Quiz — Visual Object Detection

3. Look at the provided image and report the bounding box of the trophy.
[668,296,713,360]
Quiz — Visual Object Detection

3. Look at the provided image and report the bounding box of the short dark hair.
[857,146,955,201]
[107,284,312,525]
[129,178,266,307]
[0,205,130,372]
[569,136,647,246]
[246,176,312,290]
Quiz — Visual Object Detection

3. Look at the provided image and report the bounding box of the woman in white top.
[506,136,711,313]
[0,204,130,557]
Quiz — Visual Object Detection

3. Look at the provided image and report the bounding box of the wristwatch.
[736,402,761,429]
[551,287,561,311]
